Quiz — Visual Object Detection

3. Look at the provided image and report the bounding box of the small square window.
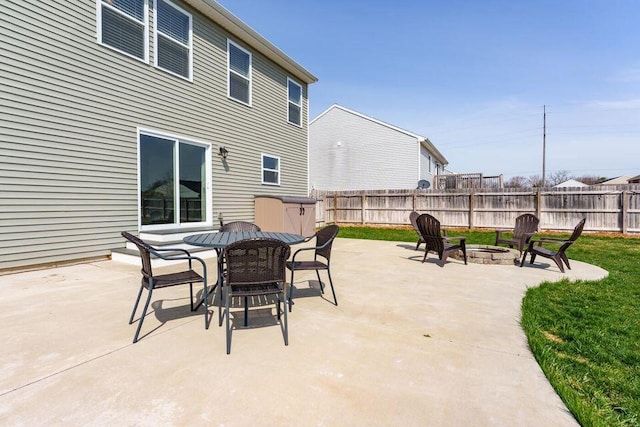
[228,40,252,105]
[287,78,302,126]
[262,154,280,185]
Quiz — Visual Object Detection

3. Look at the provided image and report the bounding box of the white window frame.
[261,153,281,186]
[96,0,149,63]
[153,0,193,81]
[287,77,303,127]
[227,39,252,106]
[137,128,213,231]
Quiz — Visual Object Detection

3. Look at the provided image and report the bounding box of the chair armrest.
[291,246,317,263]
[527,237,570,249]
[149,252,208,280]
[153,247,193,257]
[443,236,466,242]
[301,234,317,243]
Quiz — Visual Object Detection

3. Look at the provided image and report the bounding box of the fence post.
[469,191,475,229]
[333,194,338,224]
[621,191,629,234]
[536,190,542,224]
[361,194,366,225]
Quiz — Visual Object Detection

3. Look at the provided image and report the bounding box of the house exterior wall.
[309,107,420,191]
[0,0,311,270]
[419,144,438,186]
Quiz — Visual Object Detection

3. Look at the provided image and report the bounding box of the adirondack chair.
[416,213,467,267]
[495,213,539,254]
[520,218,586,273]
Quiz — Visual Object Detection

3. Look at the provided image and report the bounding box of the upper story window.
[227,40,252,105]
[262,154,280,185]
[98,0,149,62]
[154,0,192,80]
[287,78,302,126]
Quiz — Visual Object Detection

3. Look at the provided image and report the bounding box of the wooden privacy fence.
[311,186,640,234]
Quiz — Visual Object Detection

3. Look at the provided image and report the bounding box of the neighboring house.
[597,176,631,185]
[554,179,587,188]
[629,175,640,184]
[309,105,448,191]
[0,0,317,271]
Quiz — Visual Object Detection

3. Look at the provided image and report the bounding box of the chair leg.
[129,285,145,324]
[440,251,447,267]
[316,270,324,293]
[226,288,231,355]
[551,255,565,273]
[283,290,289,346]
[189,283,194,311]
[288,269,295,312]
[203,282,209,330]
[244,296,249,327]
[422,251,428,263]
[218,277,224,327]
[529,253,537,264]
[520,250,529,267]
[560,253,571,270]
[415,240,421,251]
[133,287,153,343]
[326,268,338,306]
[461,245,467,265]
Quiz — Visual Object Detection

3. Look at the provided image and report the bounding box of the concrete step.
[113,227,220,266]
[111,246,218,267]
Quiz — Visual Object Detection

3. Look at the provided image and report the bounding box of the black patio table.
[183,231,305,318]
[183,231,304,249]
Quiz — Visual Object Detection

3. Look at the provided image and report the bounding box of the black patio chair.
[286,225,339,311]
[220,221,261,232]
[409,211,425,250]
[223,238,291,354]
[410,211,448,250]
[415,213,467,267]
[121,231,209,343]
[520,218,586,273]
[495,213,539,254]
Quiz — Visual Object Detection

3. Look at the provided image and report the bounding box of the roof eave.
[184,0,318,85]
[421,138,448,166]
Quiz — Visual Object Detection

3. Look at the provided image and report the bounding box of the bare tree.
[505,176,529,188]
[548,170,572,186]
[528,175,544,188]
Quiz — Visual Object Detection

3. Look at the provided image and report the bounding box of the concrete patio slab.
[0,238,606,426]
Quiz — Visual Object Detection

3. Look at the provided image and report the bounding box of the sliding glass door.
[139,132,211,229]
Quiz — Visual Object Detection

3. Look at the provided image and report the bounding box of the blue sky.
[217,0,640,180]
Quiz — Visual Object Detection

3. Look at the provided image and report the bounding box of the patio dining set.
[121,222,340,354]
[120,212,585,354]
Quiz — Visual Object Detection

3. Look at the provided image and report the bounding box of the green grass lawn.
[337,225,640,427]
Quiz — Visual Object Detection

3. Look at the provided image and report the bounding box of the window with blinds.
[287,78,302,126]
[99,0,148,61]
[227,40,252,105]
[154,0,192,80]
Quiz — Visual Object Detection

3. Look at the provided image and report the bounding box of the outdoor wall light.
[218,146,229,159]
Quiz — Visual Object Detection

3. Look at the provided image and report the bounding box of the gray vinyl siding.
[309,107,418,191]
[419,145,436,185]
[0,0,309,270]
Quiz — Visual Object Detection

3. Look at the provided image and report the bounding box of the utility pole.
[542,105,546,187]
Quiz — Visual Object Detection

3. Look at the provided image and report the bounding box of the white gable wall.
[310,107,420,190]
